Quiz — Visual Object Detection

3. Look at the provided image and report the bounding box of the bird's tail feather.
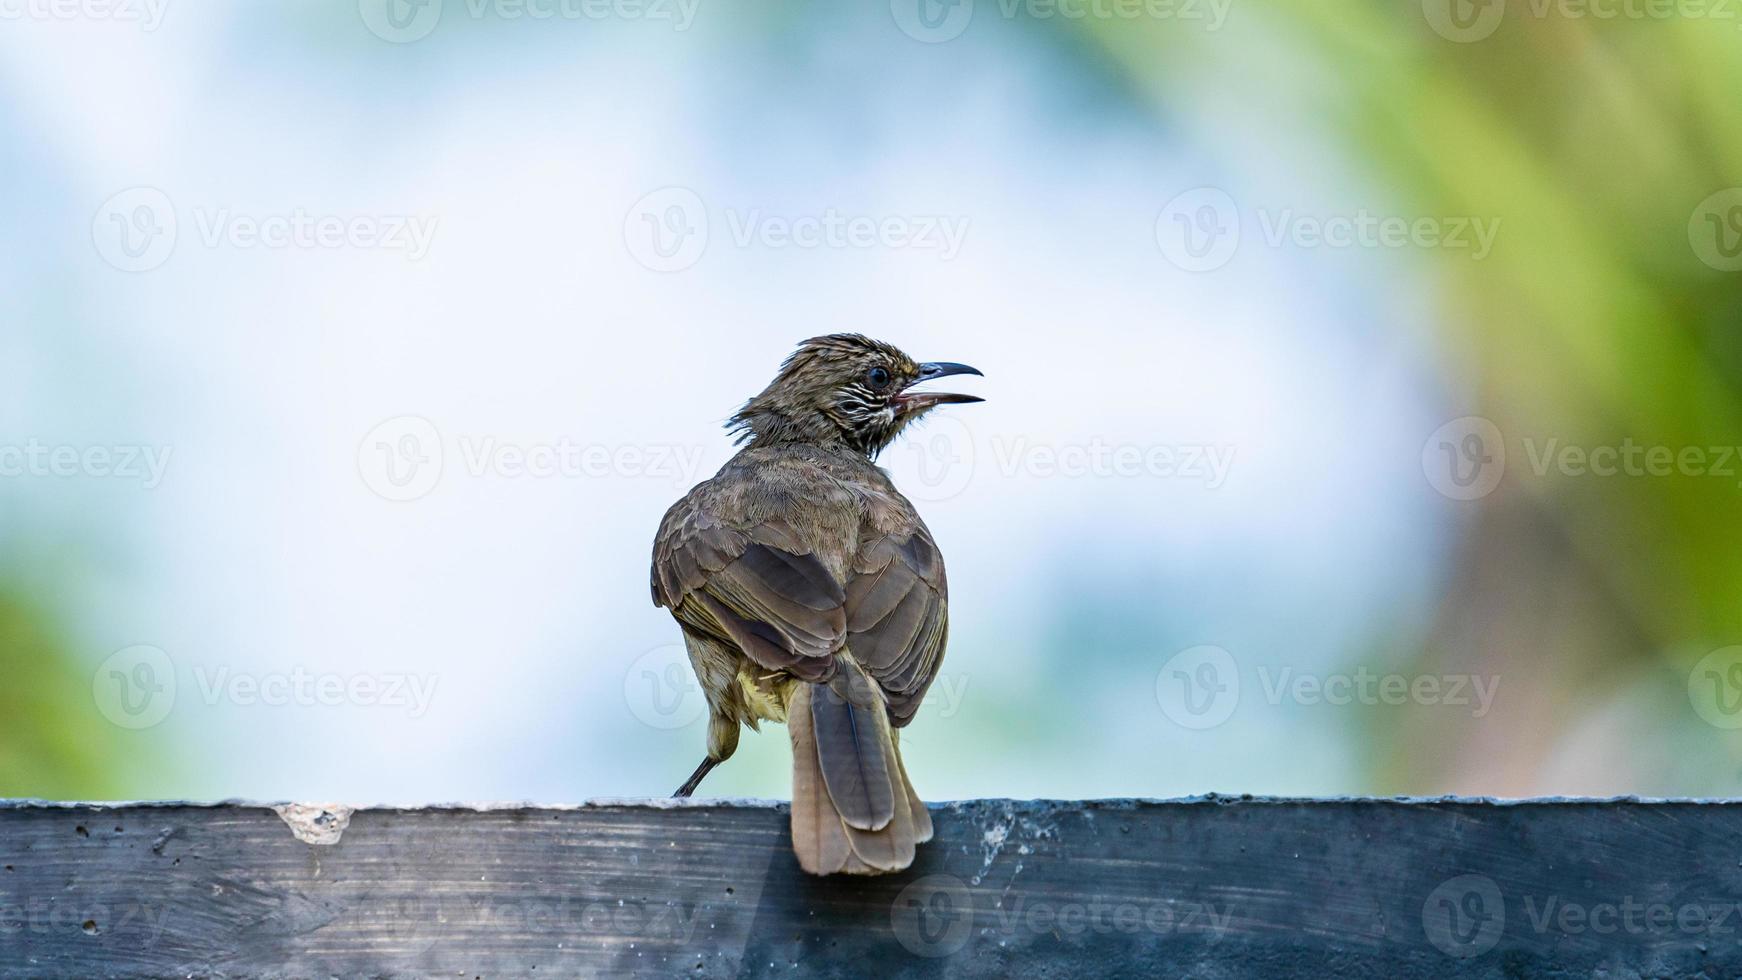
[789,667,928,875]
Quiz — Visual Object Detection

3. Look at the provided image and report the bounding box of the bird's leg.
[673,713,740,798]
[673,757,719,798]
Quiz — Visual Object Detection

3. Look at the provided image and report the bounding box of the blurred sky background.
[3,0,1741,805]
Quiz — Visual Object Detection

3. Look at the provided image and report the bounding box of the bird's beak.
[896,362,985,411]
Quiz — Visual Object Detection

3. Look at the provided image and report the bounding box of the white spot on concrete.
[273,804,354,845]
[969,802,1059,884]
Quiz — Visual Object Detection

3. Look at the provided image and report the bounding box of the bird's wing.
[844,525,949,728]
[652,498,845,681]
[651,487,949,714]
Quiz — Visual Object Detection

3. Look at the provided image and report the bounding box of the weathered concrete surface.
[2,797,1740,978]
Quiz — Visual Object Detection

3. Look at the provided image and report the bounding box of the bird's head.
[728,334,983,457]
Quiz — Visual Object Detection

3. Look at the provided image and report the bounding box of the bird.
[650,334,982,875]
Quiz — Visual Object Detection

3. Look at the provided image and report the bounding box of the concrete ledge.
[2,796,1739,978]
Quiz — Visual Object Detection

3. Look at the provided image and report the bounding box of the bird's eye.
[866,366,892,390]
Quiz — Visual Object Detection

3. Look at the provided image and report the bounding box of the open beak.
[896,361,985,411]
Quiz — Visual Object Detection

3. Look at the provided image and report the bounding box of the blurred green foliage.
[1082,6,1742,792]
[0,591,142,799]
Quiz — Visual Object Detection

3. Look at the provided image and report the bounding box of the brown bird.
[650,334,982,875]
